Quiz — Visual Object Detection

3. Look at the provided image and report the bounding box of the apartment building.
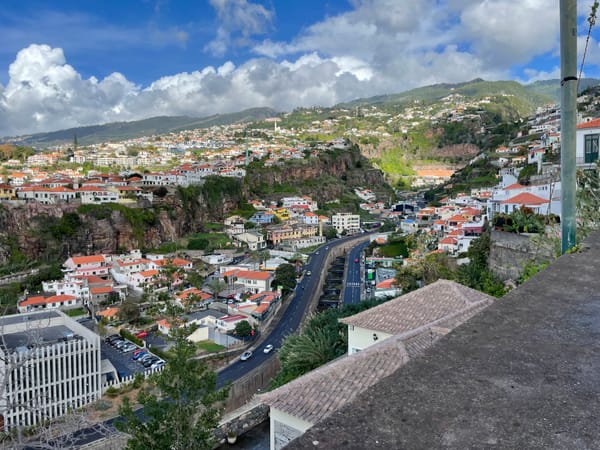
[331,212,361,234]
[0,310,102,431]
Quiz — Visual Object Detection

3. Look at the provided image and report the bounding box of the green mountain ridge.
[7,78,600,148]
[6,107,278,147]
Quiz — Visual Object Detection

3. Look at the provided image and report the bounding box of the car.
[136,330,148,339]
[105,334,120,343]
[151,360,165,370]
[354,258,360,263]
[240,351,253,361]
[132,348,145,356]
[143,357,159,368]
[121,343,137,353]
[315,251,319,255]
[306,271,312,276]
[263,344,274,354]
[133,351,147,360]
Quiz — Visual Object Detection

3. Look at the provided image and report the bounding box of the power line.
[579,1,600,88]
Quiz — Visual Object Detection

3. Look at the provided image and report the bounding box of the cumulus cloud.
[0,44,372,136]
[0,0,588,137]
[205,0,274,56]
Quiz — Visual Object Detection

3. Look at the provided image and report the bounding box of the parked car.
[263,344,274,354]
[133,351,147,360]
[132,348,145,356]
[136,330,148,339]
[143,357,159,368]
[105,334,120,343]
[240,351,253,361]
[139,354,155,364]
[151,360,165,370]
[120,343,137,353]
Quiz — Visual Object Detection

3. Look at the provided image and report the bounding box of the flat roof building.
[0,310,102,431]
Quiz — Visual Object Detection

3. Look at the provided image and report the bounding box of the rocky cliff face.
[0,149,391,265]
[244,146,390,203]
[0,188,237,265]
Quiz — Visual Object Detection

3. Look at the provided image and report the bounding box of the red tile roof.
[70,255,105,265]
[577,118,600,129]
[500,192,549,206]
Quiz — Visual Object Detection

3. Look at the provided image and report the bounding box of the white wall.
[346,325,393,355]
[270,407,313,450]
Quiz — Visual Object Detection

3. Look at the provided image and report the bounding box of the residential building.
[261,280,493,450]
[331,213,360,234]
[576,117,600,167]
[339,279,494,355]
[233,231,267,251]
[0,310,102,431]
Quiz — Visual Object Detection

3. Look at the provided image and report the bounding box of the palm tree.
[207,278,227,301]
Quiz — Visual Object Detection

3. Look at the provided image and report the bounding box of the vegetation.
[394,227,505,298]
[234,320,252,337]
[116,333,228,450]
[271,297,391,389]
[271,263,298,295]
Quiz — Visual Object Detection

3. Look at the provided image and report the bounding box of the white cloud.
[205,0,274,56]
[0,0,590,137]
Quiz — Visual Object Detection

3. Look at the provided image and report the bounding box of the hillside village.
[2,84,600,446]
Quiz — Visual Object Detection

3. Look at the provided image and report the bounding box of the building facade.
[0,310,102,431]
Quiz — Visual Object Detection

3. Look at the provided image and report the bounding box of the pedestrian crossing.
[346,282,361,287]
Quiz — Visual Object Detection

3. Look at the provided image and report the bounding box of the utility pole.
[560,0,577,253]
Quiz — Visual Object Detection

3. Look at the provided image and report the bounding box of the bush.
[120,329,143,347]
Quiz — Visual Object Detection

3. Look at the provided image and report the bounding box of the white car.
[263,344,274,354]
[240,350,253,361]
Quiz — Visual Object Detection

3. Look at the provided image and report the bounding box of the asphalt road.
[216,237,349,387]
[29,236,369,447]
[343,241,370,305]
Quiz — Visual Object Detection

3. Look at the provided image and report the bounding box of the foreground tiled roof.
[339,279,494,336]
[260,334,410,424]
[288,232,600,450]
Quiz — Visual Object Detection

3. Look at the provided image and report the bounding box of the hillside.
[340,78,554,117]
[6,107,278,147]
[525,78,600,103]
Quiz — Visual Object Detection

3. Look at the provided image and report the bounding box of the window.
[584,134,599,163]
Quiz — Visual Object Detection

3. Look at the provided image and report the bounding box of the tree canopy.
[116,333,228,450]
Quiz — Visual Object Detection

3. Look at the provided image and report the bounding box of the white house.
[576,117,600,167]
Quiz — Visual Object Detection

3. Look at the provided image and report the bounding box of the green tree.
[116,333,228,450]
[234,320,252,337]
[271,263,297,293]
[207,278,226,300]
[118,299,141,323]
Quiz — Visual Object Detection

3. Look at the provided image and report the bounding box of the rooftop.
[339,279,494,337]
[287,232,600,449]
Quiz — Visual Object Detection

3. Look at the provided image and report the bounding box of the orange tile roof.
[577,118,600,129]
[97,307,119,317]
[237,270,272,280]
[254,303,270,314]
[139,269,159,278]
[500,192,548,206]
[19,294,76,307]
[375,278,396,289]
[70,255,105,265]
[90,286,113,294]
[505,183,525,190]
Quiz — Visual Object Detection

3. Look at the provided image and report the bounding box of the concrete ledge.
[287,232,600,449]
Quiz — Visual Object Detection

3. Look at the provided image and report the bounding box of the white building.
[0,310,102,431]
[576,117,600,168]
[331,212,360,234]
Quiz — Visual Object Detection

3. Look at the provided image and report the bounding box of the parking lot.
[103,335,165,379]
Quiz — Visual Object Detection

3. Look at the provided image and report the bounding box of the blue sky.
[1,0,599,137]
